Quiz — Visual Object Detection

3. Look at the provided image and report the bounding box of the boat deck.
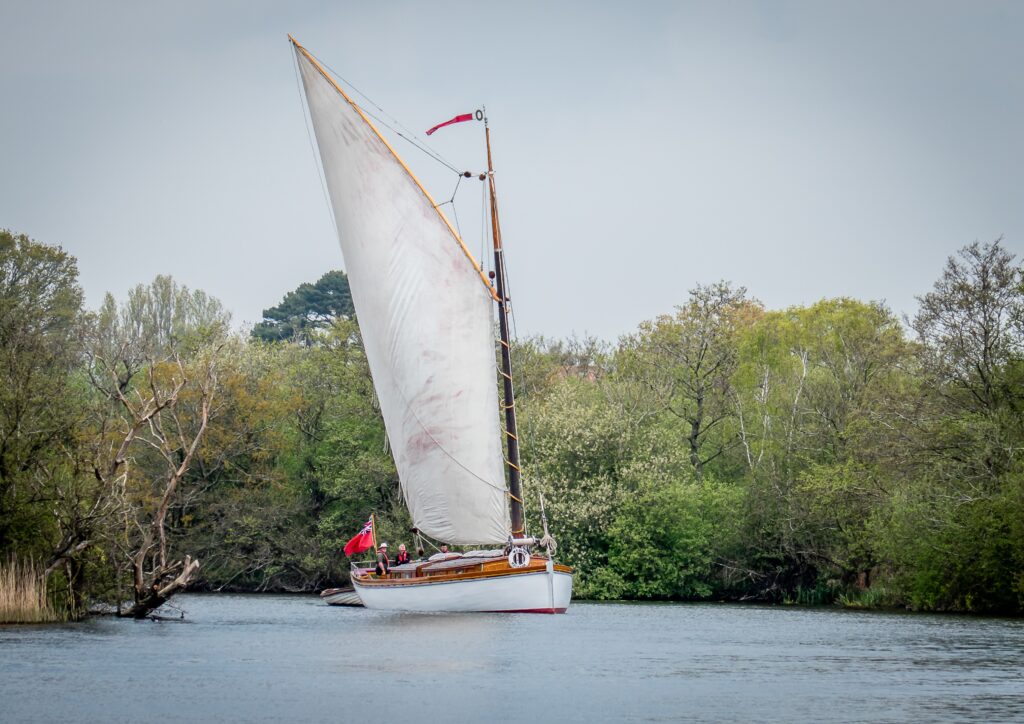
[353,553,572,588]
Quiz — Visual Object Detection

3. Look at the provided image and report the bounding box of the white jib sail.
[295,46,510,545]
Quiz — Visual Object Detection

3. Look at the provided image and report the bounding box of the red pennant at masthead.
[425,112,475,136]
[343,518,375,557]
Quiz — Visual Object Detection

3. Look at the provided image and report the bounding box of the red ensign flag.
[425,113,474,136]
[343,518,375,557]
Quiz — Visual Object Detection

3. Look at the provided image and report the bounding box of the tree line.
[1,228,1021,617]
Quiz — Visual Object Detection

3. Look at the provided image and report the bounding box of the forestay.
[295,46,510,545]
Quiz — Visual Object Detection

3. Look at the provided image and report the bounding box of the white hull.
[352,566,573,613]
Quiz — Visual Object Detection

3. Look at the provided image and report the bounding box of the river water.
[1,594,1022,722]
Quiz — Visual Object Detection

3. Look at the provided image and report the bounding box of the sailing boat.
[291,37,573,613]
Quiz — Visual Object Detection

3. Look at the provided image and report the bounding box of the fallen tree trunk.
[119,556,200,619]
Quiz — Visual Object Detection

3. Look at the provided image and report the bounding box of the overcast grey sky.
[2,1,1021,341]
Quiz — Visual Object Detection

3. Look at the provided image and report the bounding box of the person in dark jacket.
[375,542,389,575]
[395,543,411,566]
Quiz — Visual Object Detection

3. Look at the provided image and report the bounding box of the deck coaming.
[353,557,573,588]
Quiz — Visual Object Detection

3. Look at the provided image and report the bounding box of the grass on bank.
[837,586,892,609]
[0,556,61,624]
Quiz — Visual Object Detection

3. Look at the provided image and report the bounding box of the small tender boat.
[319,587,363,607]
[290,36,573,613]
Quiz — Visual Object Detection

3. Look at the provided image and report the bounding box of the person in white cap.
[375,542,389,576]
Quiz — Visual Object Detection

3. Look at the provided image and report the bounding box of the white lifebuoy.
[508,546,530,568]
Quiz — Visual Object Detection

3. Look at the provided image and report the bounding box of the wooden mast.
[485,116,525,537]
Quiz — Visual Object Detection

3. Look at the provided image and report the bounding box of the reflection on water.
[2,595,1023,722]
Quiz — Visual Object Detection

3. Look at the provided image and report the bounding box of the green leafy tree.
[251,270,353,343]
[874,239,1024,612]
[283,320,406,576]
[0,231,87,610]
[599,445,744,601]
[622,282,755,480]
[84,276,230,617]
[721,299,912,600]
[172,340,326,592]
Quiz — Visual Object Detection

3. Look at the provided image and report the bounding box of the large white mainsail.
[294,44,510,545]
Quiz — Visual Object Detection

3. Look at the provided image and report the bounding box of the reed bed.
[0,556,61,624]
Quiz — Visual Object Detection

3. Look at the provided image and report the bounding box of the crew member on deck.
[428,544,453,561]
[395,543,410,566]
[375,542,389,576]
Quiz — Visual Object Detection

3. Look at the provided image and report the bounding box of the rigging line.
[500,234,520,342]
[446,173,463,205]
[414,531,442,554]
[450,203,462,240]
[450,201,463,241]
[361,106,462,175]
[447,174,463,239]
[293,42,499,302]
[312,54,422,133]
[292,49,338,239]
[313,54,463,175]
[434,175,467,239]
[394,130,462,175]
[480,177,488,277]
